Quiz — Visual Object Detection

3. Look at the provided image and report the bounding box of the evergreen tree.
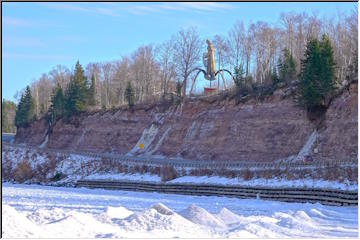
[125,81,135,108]
[298,35,336,110]
[176,81,182,97]
[47,84,65,124]
[2,99,17,133]
[278,48,297,83]
[15,86,35,128]
[233,64,246,89]
[2,99,8,132]
[319,34,336,94]
[64,61,88,118]
[271,65,279,85]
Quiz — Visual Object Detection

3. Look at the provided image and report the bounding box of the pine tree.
[176,81,182,97]
[278,48,297,83]
[2,99,17,133]
[125,81,135,109]
[319,34,336,95]
[47,84,65,124]
[15,86,35,128]
[2,99,8,132]
[233,64,245,89]
[64,61,88,118]
[271,65,279,85]
[298,35,336,110]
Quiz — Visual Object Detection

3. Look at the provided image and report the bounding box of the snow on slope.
[2,183,358,238]
[84,173,357,191]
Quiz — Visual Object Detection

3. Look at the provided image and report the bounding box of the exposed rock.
[14,83,357,163]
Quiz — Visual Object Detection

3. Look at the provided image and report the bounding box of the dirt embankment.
[14,83,357,163]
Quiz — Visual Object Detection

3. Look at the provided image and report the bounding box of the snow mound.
[179,204,226,228]
[106,206,133,219]
[121,205,197,233]
[215,207,243,224]
[152,203,174,215]
[2,204,45,238]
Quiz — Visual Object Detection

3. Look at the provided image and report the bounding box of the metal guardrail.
[2,142,357,170]
[76,180,358,206]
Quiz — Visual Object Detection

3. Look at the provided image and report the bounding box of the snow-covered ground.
[2,183,358,238]
[3,146,358,191]
[85,173,358,191]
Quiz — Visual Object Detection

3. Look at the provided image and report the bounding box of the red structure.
[204,87,217,95]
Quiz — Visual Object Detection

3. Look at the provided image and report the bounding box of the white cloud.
[3,36,43,47]
[168,2,234,11]
[3,16,33,27]
[3,53,73,61]
[125,2,234,15]
[38,3,121,17]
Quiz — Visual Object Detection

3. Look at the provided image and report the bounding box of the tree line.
[9,8,358,129]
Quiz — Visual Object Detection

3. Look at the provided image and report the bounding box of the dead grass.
[242,168,253,180]
[160,165,178,182]
[14,161,33,183]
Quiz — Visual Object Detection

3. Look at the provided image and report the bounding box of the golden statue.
[203,39,216,80]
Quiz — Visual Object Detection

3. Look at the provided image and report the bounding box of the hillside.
[14,82,357,164]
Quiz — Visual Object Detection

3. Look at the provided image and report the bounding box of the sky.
[2,1,356,102]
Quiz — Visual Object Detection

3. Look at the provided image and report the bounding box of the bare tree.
[86,62,102,107]
[156,39,177,95]
[228,21,245,71]
[49,65,71,91]
[113,57,131,105]
[173,27,202,96]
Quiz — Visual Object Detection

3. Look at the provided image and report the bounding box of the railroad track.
[76,180,358,206]
[3,142,357,170]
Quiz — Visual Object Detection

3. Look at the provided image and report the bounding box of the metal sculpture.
[189,40,235,95]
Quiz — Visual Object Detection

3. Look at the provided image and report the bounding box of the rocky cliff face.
[312,83,358,162]
[14,83,357,163]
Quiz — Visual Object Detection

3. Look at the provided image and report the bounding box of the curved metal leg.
[215,69,234,90]
[189,69,205,95]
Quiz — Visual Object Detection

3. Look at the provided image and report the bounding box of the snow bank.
[169,175,358,191]
[85,173,357,191]
[2,204,46,238]
[179,204,226,228]
[2,183,358,238]
[84,173,161,182]
[106,206,133,219]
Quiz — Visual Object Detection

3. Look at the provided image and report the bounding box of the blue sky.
[2,2,356,102]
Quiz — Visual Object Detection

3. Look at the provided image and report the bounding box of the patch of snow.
[168,175,357,191]
[148,127,171,155]
[39,134,49,148]
[75,128,88,149]
[128,124,159,155]
[84,173,161,182]
[295,130,317,162]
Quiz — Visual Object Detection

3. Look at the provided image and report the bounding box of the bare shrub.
[14,161,33,183]
[160,165,178,182]
[134,164,141,173]
[243,168,253,180]
[150,166,161,175]
[2,160,13,180]
[140,165,149,174]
